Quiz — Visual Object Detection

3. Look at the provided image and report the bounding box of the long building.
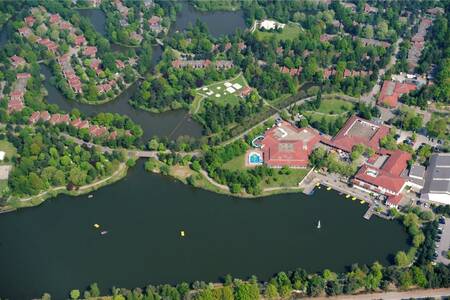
[421,153,450,205]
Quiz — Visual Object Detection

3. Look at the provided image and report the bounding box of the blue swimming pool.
[249,152,263,164]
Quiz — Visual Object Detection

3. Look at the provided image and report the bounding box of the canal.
[0,160,409,299]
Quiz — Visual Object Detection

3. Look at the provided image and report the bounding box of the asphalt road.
[436,217,450,265]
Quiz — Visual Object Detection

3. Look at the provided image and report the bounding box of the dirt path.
[199,170,230,192]
[306,288,450,300]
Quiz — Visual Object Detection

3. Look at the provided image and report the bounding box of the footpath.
[303,288,450,300]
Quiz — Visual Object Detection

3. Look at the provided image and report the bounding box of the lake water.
[0,5,410,300]
[0,160,409,300]
[169,2,247,37]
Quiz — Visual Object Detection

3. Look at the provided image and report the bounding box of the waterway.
[40,64,202,140]
[169,1,247,37]
[0,160,409,300]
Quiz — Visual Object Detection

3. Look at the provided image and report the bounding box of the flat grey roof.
[409,164,426,179]
[435,154,450,166]
[422,154,450,195]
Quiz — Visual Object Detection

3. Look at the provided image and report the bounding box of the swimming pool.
[248,152,263,165]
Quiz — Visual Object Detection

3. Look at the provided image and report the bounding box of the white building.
[421,153,450,205]
[259,20,285,31]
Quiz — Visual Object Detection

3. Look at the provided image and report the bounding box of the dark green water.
[0,161,409,299]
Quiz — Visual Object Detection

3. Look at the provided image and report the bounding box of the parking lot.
[436,217,450,265]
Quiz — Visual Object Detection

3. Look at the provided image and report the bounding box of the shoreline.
[1,163,128,213]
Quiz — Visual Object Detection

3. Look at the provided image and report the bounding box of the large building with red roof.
[353,149,412,208]
[260,121,321,168]
[325,115,390,153]
[378,80,417,108]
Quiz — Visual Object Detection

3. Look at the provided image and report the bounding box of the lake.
[0,161,409,299]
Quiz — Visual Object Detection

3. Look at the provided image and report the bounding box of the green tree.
[70,289,80,300]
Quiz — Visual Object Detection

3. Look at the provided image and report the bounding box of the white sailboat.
[317,220,321,229]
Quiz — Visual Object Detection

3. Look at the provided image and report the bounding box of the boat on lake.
[100,231,108,235]
[317,220,321,229]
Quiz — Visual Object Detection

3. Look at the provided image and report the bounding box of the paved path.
[61,133,201,158]
[19,163,127,202]
[361,38,402,105]
[436,217,450,265]
[305,288,450,300]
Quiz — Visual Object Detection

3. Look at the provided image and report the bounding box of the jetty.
[363,206,374,220]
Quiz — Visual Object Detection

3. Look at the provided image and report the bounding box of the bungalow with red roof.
[16,73,31,80]
[259,121,322,168]
[89,125,108,137]
[240,86,253,98]
[115,59,125,69]
[29,111,41,124]
[71,118,90,129]
[148,16,162,32]
[74,35,86,46]
[324,115,390,153]
[353,149,412,208]
[49,14,61,24]
[238,42,247,51]
[24,16,36,27]
[37,38,58,53]
[83,46,97,57]
[378,80,417,108]
[18,27,33,38]
[90,59,102,75]
[171,59,212,69]
[10,55,26,68]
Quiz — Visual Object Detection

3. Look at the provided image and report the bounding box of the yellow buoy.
[345,194,350,198]
[94,224,100,228]
[316,183,320,187]
[180,230,185,237]
[352,197,356,201]
[326,187,331,191]
[360,200,365,204]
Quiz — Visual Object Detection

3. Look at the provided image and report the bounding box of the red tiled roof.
[387,194,403,206]
[40,111,51,121]
[378,80,417,108]
[83,46,97,57]
[378,149,412,176]
[74,35,86,46]
[354,164,406,195]
[49,14,60,24]
[326,115,390,153]
[16,73,31,79]
[115,59,125,69]
[10,55,25,67]
[24,16,35,27]
[148,16,161,26]
[262,122,321,168]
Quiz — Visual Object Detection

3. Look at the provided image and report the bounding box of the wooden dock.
[363,206,374,220]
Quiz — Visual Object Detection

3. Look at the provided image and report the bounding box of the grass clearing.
[260,168,310,189]
[196,73,248,109]
[316,99,354,114]
[223,153,246,171]
[0,140,16,161]
[255,23,302,42]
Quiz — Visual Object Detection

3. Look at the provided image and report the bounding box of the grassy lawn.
[194,74,247,105]
[255,23,301,42]
[0,140,16,162]
[0,179,8,197]
[303,99,354,123]
[316,99,354,114]
[260,168,310,189]
[223,153,246,171]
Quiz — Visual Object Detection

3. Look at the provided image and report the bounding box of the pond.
[169,2,247,37]
[0,161,409,300]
